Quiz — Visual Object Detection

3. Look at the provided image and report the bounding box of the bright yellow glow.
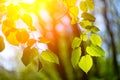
[22,0,35,4]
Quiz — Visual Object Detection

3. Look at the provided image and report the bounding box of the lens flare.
[22,0,35,4]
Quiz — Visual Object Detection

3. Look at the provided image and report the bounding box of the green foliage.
[79,54,93,73]
[71,47,81,68]
[86,44,105,57]
[0,0,105,77]
[21,47,39,66]
[90,34,102,46]
[72,37,81,49]
[40,50,59,64]
[81,13,95,22]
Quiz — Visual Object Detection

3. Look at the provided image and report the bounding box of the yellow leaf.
[86,0,95,11]
[38,37,50,44]
[80,1,88,12]
[0,0,6,3]
[7,4,20,20]
[64,0,77,7]
[16,29,29,43]
[0,36,5,52]
[21,14,32,26]
[2,19,16,36]
[6,31,19,46]
[69,6,79,24]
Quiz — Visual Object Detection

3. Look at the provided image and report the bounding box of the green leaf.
[86,44,105,57]
[86,0,95,11]
[72,37,82,49]
[81,13,95,22]
[80,20,92,28]
[79,55,93,73]
[80,33,88,41]
[0,36,5,52]
[71,47,81,68]
[21,47,39,66]
[80,1,88,12]
[90,26,100,32]
[40,50,59,64]
[90,34,102,46]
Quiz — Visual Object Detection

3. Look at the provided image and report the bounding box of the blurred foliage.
[1,0,120,80]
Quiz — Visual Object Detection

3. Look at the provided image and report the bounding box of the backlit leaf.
[27,39,36,47]
[72,37,81,49]
[0,0,6,3]
[80,1,88,12]
[21,14,32,26]
[86,0,95,11]
[40,50,59,64]
[0,36,5,52]
[7,4,20,20]
[38,37,50,44]
[21,47,39,66]
[86,44,105,57]
[80,33,88,41]
[16,29,29,43]
[2,19,17,36]
[79,55,93,73]
[6,31,19,46]
[90,34,102,46]
[64,0,77,7]
[71,47,81,68]
[0,5,6,13]
[69,6,79,24]
[81,13,95,22]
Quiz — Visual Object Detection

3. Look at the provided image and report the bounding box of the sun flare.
[21,0,35,4]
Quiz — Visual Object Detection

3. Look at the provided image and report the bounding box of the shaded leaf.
[21,47,39,66]
[80,1,88,12]
[91,26,100,32]
[72,37,81,49]
[85,25,100,32]
[0,36,5,52]
[71,47,81,68]
[81,13,95,22]
[86,44,105,57]
[90,34,102,46]
[40,50,59,64]
[16,29,29,43]
[79,55,93,73]
[27,39,36,47]
[80,20,92,28]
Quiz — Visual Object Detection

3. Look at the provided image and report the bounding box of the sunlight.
[22,0,35,4]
